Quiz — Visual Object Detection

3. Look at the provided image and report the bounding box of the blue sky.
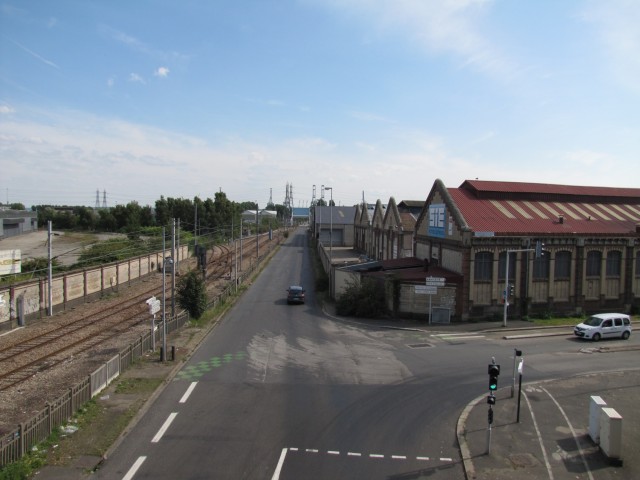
[1,1,639,210]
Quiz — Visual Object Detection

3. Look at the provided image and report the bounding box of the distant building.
[0,208,38,239]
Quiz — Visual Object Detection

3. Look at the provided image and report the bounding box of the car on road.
[286,286,305,304]
[573,313,632,341]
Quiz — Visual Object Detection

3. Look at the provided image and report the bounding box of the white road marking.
[270,448,288,480]
[151,412,178,443]
[122,456,146,480]
[179,382,197,403]
[288,447,453,464]
[542,387,594,480]
[523,391,554,480]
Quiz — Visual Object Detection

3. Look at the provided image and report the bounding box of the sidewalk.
[458,369,640,480]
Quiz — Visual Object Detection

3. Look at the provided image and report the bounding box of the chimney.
[558,215,564,224]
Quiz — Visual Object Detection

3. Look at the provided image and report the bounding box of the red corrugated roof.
[462,180,640,199]
[449,183,640,236]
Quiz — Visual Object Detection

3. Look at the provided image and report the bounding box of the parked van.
[574,313,632,341]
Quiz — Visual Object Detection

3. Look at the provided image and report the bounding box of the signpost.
[424,277,445,324]
[146,296,161,351]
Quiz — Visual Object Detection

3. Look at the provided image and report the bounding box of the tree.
[177,270,208,319]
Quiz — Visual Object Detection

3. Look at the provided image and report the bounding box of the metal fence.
[0,232,283,468]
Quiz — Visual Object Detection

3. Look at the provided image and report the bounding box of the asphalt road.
[91,228,640,480]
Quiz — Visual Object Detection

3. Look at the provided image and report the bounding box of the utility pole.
[171,218,175,318]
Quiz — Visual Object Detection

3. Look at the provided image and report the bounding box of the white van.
[574,313,632,341]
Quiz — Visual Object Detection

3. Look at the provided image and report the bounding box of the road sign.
[425,286,438,295]
[414,285,428,294]
[425,276,445,287]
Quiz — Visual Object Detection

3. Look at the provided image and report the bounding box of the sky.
[1,1,639,210]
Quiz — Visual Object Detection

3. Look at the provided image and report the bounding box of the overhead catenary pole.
[47,221,53,316]
[171,218,176,317]
[161,227,167,362]
[256,203,259,263]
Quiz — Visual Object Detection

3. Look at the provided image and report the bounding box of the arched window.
[498,251,516,280]
[474,251,493,281]
[606,250,622,277]
[586,251,602,277]
[554,251,571,279]
[533,253,550,279]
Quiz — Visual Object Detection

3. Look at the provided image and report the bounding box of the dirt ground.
[0,230,126,267]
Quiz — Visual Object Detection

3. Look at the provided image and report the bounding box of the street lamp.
[325,187,333,264]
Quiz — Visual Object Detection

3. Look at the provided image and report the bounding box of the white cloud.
[154,66,170,77]
[316,0,518,80]
[0,105,16,114]
[580,0,640,93]
[128,73,146,84]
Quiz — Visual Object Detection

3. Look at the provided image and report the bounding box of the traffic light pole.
[486,357,500,454]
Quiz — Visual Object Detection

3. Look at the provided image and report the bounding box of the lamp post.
[325,187,333,264]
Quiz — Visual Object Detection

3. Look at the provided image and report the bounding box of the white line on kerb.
[122,456,146,480]
[179,382,197,403]
[151,412,178,443]
[270,448,288,480]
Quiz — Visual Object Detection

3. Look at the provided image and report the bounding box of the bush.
[177,270,208,319]
[336,278,387,318]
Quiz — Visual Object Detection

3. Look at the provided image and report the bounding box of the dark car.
[287,286,305,304]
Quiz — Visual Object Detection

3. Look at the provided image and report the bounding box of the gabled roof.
[449,180,640,236]
[315,206,357,225]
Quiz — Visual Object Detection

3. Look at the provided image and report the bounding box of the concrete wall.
[0,245,189,328]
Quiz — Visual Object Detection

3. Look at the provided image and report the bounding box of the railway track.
[0,231,281,396]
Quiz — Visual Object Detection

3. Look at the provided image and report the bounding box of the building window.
[555,251,571,279]
[606,250,622,277]
[636,251,640,278]
[474,251,493,281]
[586,250,602,277]
[497,251,516,280]
[533,253,550,279]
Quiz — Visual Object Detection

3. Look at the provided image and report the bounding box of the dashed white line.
[122,456,146,480]
[306,448,319,453]
[417,456,430,461]
[328,450,340,455]
[370,454,384,459]
[391,455,406,460]
[151,412,178,443]
[347,452,361,457]
[179,382,197,403]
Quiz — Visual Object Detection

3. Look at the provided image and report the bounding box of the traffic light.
[487,393,496,405]
[508,284,515,297]
[488,364,500,391]
[535,240,544,258]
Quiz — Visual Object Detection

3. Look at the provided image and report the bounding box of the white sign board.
[146,296,161,315]
[425,276,445,287]
[0,250,21,275]
[414,285,428,294]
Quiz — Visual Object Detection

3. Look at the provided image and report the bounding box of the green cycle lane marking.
[175,351,247,381]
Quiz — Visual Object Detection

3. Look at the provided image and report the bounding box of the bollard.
[171,345,176,361]
[599,407,623,466]
[588,396,607,444]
